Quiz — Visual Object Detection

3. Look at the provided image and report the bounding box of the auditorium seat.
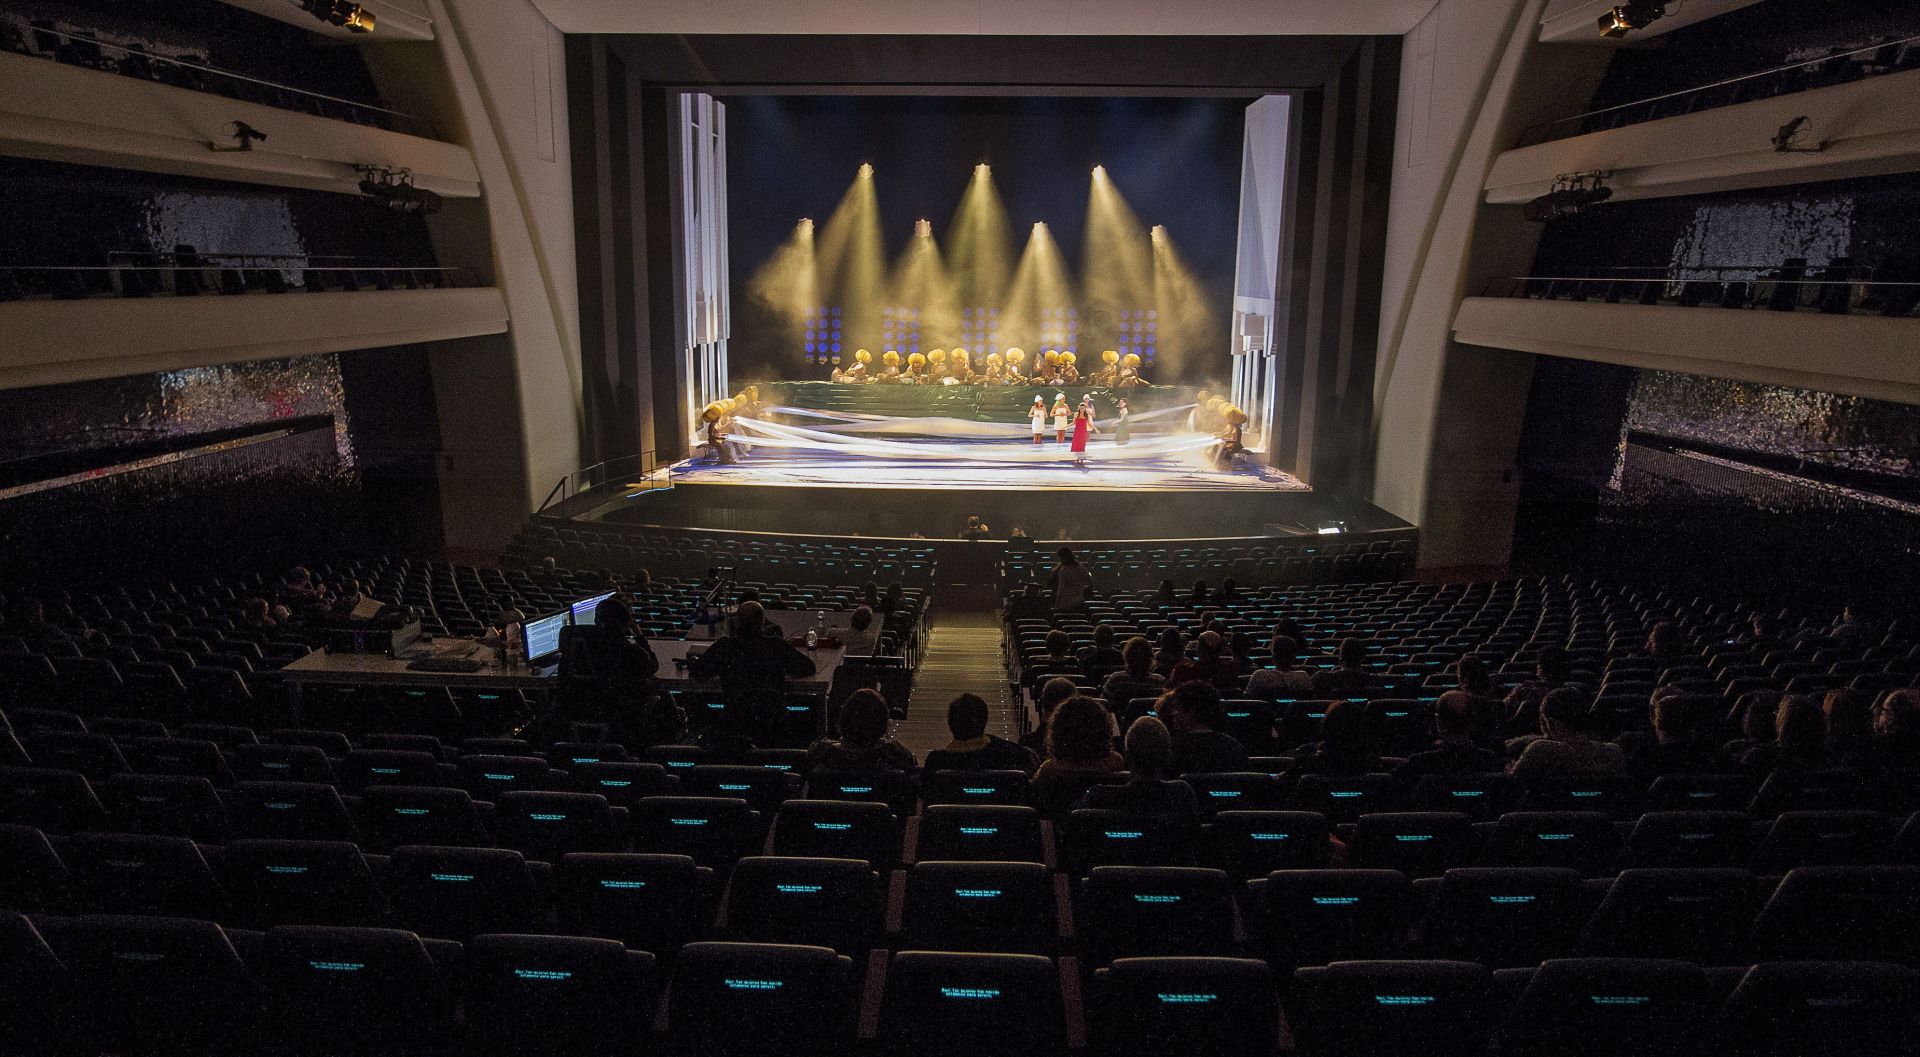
[771,798,902,867]
[1075,865,1240,964]
[1716,960,1920,1057]
[1247,868,1410,969]
[875,950,1070,1057]
[569,760,675,806]
[900,859,1064,955]
[1646,773,1757,813]
[121,736,232,784]
[666,942,857,1057]
[1349,811,1477,877]
[0,823,68,911]
[555,852,715,957]
[1749,865,1920,964]
[1291,773,1394,824]
[227,743,337,785]
[1062,808,1195,874]
[0,912,73,1055]
[261,925,457,1057]
[0,765,110,832]
[383,845,542,941]
[723,855,884,955]
[337,749,444,793]
[806,768,918,816]
[225,781,359,842]
[1420,866,1587,967]
[101,772,227,841]
[492,790,625,862]
[547,740,632,768]
[220,839,388,928]
[354,785,490,852]
[913,803,1047,865]
[1753,809,1893,870]
[43,913,261,1056]
[1088,956,1279,1057]
[1208,810,1332,878]
[456,754,560,799]
[1478,811,1620,875]
[456,933,656,1057]
[24,731,129,781]
[1496,957,1712,1057]
[1290,958,1491,1057]
[629,795,762,870]
[1579,867,1759,964]
[1620,810,1752,869]
[921,768,1032,807]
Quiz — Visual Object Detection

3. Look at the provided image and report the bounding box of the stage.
[669,448,1305,493]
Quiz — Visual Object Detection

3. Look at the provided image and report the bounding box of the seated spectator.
[1821,688,1877,770]
[1020,677,1081,754]
[923,693,1038,774]
[1100,637,1168,713]
[1151,628,1187,679]
[1625,692,1729,782]
[1272,613,1310,652]
[1027,630,1079,690]
[1190,580,1210,607]
[1823,599,1880,650]
[1867,688,1920,773]
[1501,646,1573,737]
[239,597,278,631]
[1227,630,1259,676]
[1245,634,1315,699]
[1032,695,1126,815]
[1738,611,1784,657]
[1153,580,1178,606]
[840,606,880,656]
[1508,687,1627,782]
[1171,630,1240,691]
[1390,690,1502,794]
[1310,637,1377,697]
[1216,578,1240,601]
[688,601,818,713]
[808,689,917,772]
[1723,690,1785,760]
[1644,621,1685,664]
[1076,717,1200,825]
[1736,694,1828,774]
[1283,699,1386,781]
[1156,682,1249,774]
[1078,624,1125,679]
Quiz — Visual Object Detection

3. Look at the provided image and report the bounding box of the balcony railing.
[0,252,473,301]
[1483,263,1919,318]
[539,452,671,517]
[0,19,440,139]
[1515,32,1920,148]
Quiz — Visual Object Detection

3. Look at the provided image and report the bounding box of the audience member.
[1156,682,1249,774]
[1244,634,1314,698]
[1509,687,1627,782]
[1645,621,1685,664]
[1821,688,1877,770]
[1867,688,1920,773]
[1100,637,1168,714]
[239,597,277,630]
[1153,580,1178,606]
[1078,624,1124,677]
[687,601,817,714]
[1390,690,1502,793]
[1171,630,1240,691]
[1502,646,1575,737]
[1310,637,1376,696]
[923,693,1038,774]
[808,689,917,772]
[1724,690,1784,759]
[840,606,880,656]
[1075,716,1200,824]
[1020,676,1081,754]
[1032,694,1126,815]
[1736,694,1828,774]
[1050,548,1093,612]
[1624,692,1728,782]
[1283,699,1386,781]
[1151,628,1186,679]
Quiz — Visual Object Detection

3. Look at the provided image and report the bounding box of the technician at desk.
[688,601,817,700]
[556,596,660,742]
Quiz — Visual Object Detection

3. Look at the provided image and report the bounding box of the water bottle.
[505,622,525,670]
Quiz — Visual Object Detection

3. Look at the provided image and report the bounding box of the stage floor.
[668,447,1307,493]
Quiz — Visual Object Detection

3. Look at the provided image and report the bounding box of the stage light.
[974,163,991,178]
[1150,225,1166,241]
[1522,171,1613,223]
[1316,520,1347,535]
[915,218,932,238]
[858,162,874,178]
[300,0,376,32]
[1597,1,1665,38]
[1092,164,1106,177]
[355,166,441,215]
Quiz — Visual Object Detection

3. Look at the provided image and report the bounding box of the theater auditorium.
[2,0,1919,1054]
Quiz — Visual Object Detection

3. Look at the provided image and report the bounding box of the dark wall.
[0,157,439,268]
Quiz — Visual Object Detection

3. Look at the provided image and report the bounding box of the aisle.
[893,607,1018,758]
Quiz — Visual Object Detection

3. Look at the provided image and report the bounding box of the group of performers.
[828,347,1149,387]
[698,384,763,464]
[1190,390,1250,468]
[1027,392,1135,463]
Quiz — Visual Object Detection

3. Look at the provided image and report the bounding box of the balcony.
[1481,264,1919,319]
[0,252,477,303]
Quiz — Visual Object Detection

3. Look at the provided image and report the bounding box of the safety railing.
[538,451,669,516]
[0,255,471,301]
[1514,33,1920,148]
[1,20,440,138]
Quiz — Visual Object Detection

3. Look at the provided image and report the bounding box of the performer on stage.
[1070,396,1097,464]
[951,348,974,383]
[1118,352,1146,387]
[1052,392,1070,443]
[984,352,1005,384]
[879,350,902,382]
[1004,348,1026,383]
[843,349,872,382]
[1037,351,1060,385]
[1215,407,1248,468]
[1089,349,1119,387]
[1113,397,1132,445]
[927,348,949,383]
[1058,351,1081,384]
[905,351,927,383]
[1029,395,1047,445]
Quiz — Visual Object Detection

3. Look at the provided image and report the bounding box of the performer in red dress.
[1070,397,1096,464]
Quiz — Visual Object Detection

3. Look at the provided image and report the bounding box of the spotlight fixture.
[1597,1,1665,38]
[798,217,814,230]
[974,163,990,177]
[356,166,442,216]
[915,218,932,237]
[1772,115,1827,153]
[1093,164,1106,176]
[858,162,874,178]
[300,0,376,33]
[1522,171,1613,223]
[1150,224,1166,241]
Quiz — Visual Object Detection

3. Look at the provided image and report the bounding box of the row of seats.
[1002,536,1416,591]
[6,810,1918,972]
[513,520,941,590]
[8,911,1909,1057]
